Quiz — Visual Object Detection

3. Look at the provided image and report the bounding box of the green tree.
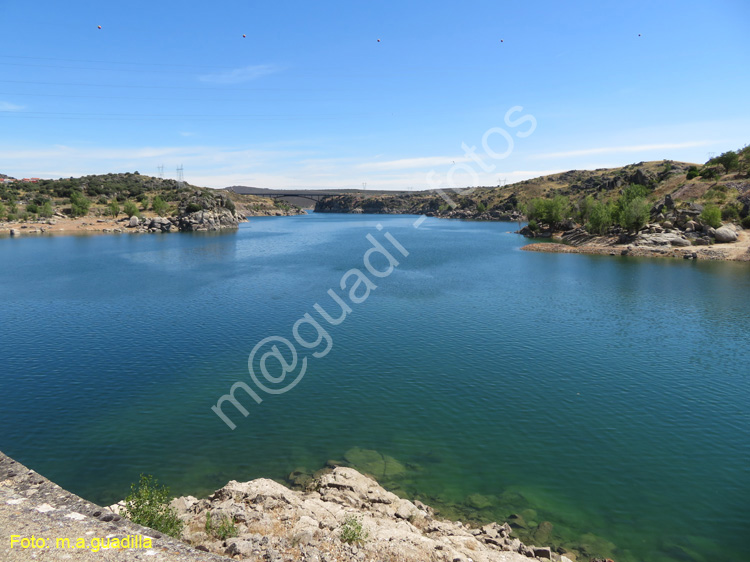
[613,184,649,224]
[527,195,570,226]
[70,191,90,217]
[124,475,183,539]
[0,201,6,220]
[123,200,139,218]
[108,201,121,218]
[620,197,650,233]
[577,195,595,224]
[713,151,739,174]
[586,200,613,235]
[700,204,722,228]
[39,201,54,218]
[151,196,168,216]
[699,166,722,180]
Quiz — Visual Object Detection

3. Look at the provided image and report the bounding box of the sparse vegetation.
[700,204,722,229]
[39,201,53,218]
[69,191,90,217]
[340,515,368,544]
[123,200,140,218]
[699,166,722,180]
[124,475,183,539]
[205,511,238,540]
[152,196,169,216]
[107,201,121,218]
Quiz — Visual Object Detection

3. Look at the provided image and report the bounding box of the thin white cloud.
[358,155,473,171]
[0,101,24,112]
[531,141,712,160]
[198,64,280,84]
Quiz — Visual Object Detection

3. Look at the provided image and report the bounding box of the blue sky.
[1,0,748,189]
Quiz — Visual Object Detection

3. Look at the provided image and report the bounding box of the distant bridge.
[262,193,329,203]
[225,187,337,203]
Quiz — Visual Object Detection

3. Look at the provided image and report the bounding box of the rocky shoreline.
[0,207,301,238]
[0,189,305,238]
[157,467,563,562]
[518,222,749,262]
[1,449,576,562]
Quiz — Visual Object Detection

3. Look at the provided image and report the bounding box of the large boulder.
[148,217,173,232]
[635,232,691,247]
[714,226,738,243]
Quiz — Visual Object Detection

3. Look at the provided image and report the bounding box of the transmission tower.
[176,165,184,189]
[157,164,164,179]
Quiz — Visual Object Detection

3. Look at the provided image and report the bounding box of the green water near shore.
[1,213,748,562]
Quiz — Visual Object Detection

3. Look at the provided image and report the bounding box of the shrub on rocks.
[124,474,183,538]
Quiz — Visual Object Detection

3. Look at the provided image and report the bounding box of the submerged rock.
[343,447,406,479]
[465,492,495,510]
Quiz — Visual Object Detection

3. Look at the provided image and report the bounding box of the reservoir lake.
[1,213,748,562]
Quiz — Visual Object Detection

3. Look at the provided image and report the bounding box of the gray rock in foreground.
[0,450,230,562]
[170,467,559,562]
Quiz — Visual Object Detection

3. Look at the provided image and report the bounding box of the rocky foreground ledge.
[153,467,564,562]
[0,451,229,561]
[0,450,574,562]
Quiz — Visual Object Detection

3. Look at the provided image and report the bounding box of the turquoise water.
[1,213,748,562]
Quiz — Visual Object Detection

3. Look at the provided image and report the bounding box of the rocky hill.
[314,148,750,226]
[0,172,304,236]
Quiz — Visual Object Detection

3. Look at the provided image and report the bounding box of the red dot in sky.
[97,25,102,29]
[377,39,381,42]
[500,39,504,42]
[243,34,246,38]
